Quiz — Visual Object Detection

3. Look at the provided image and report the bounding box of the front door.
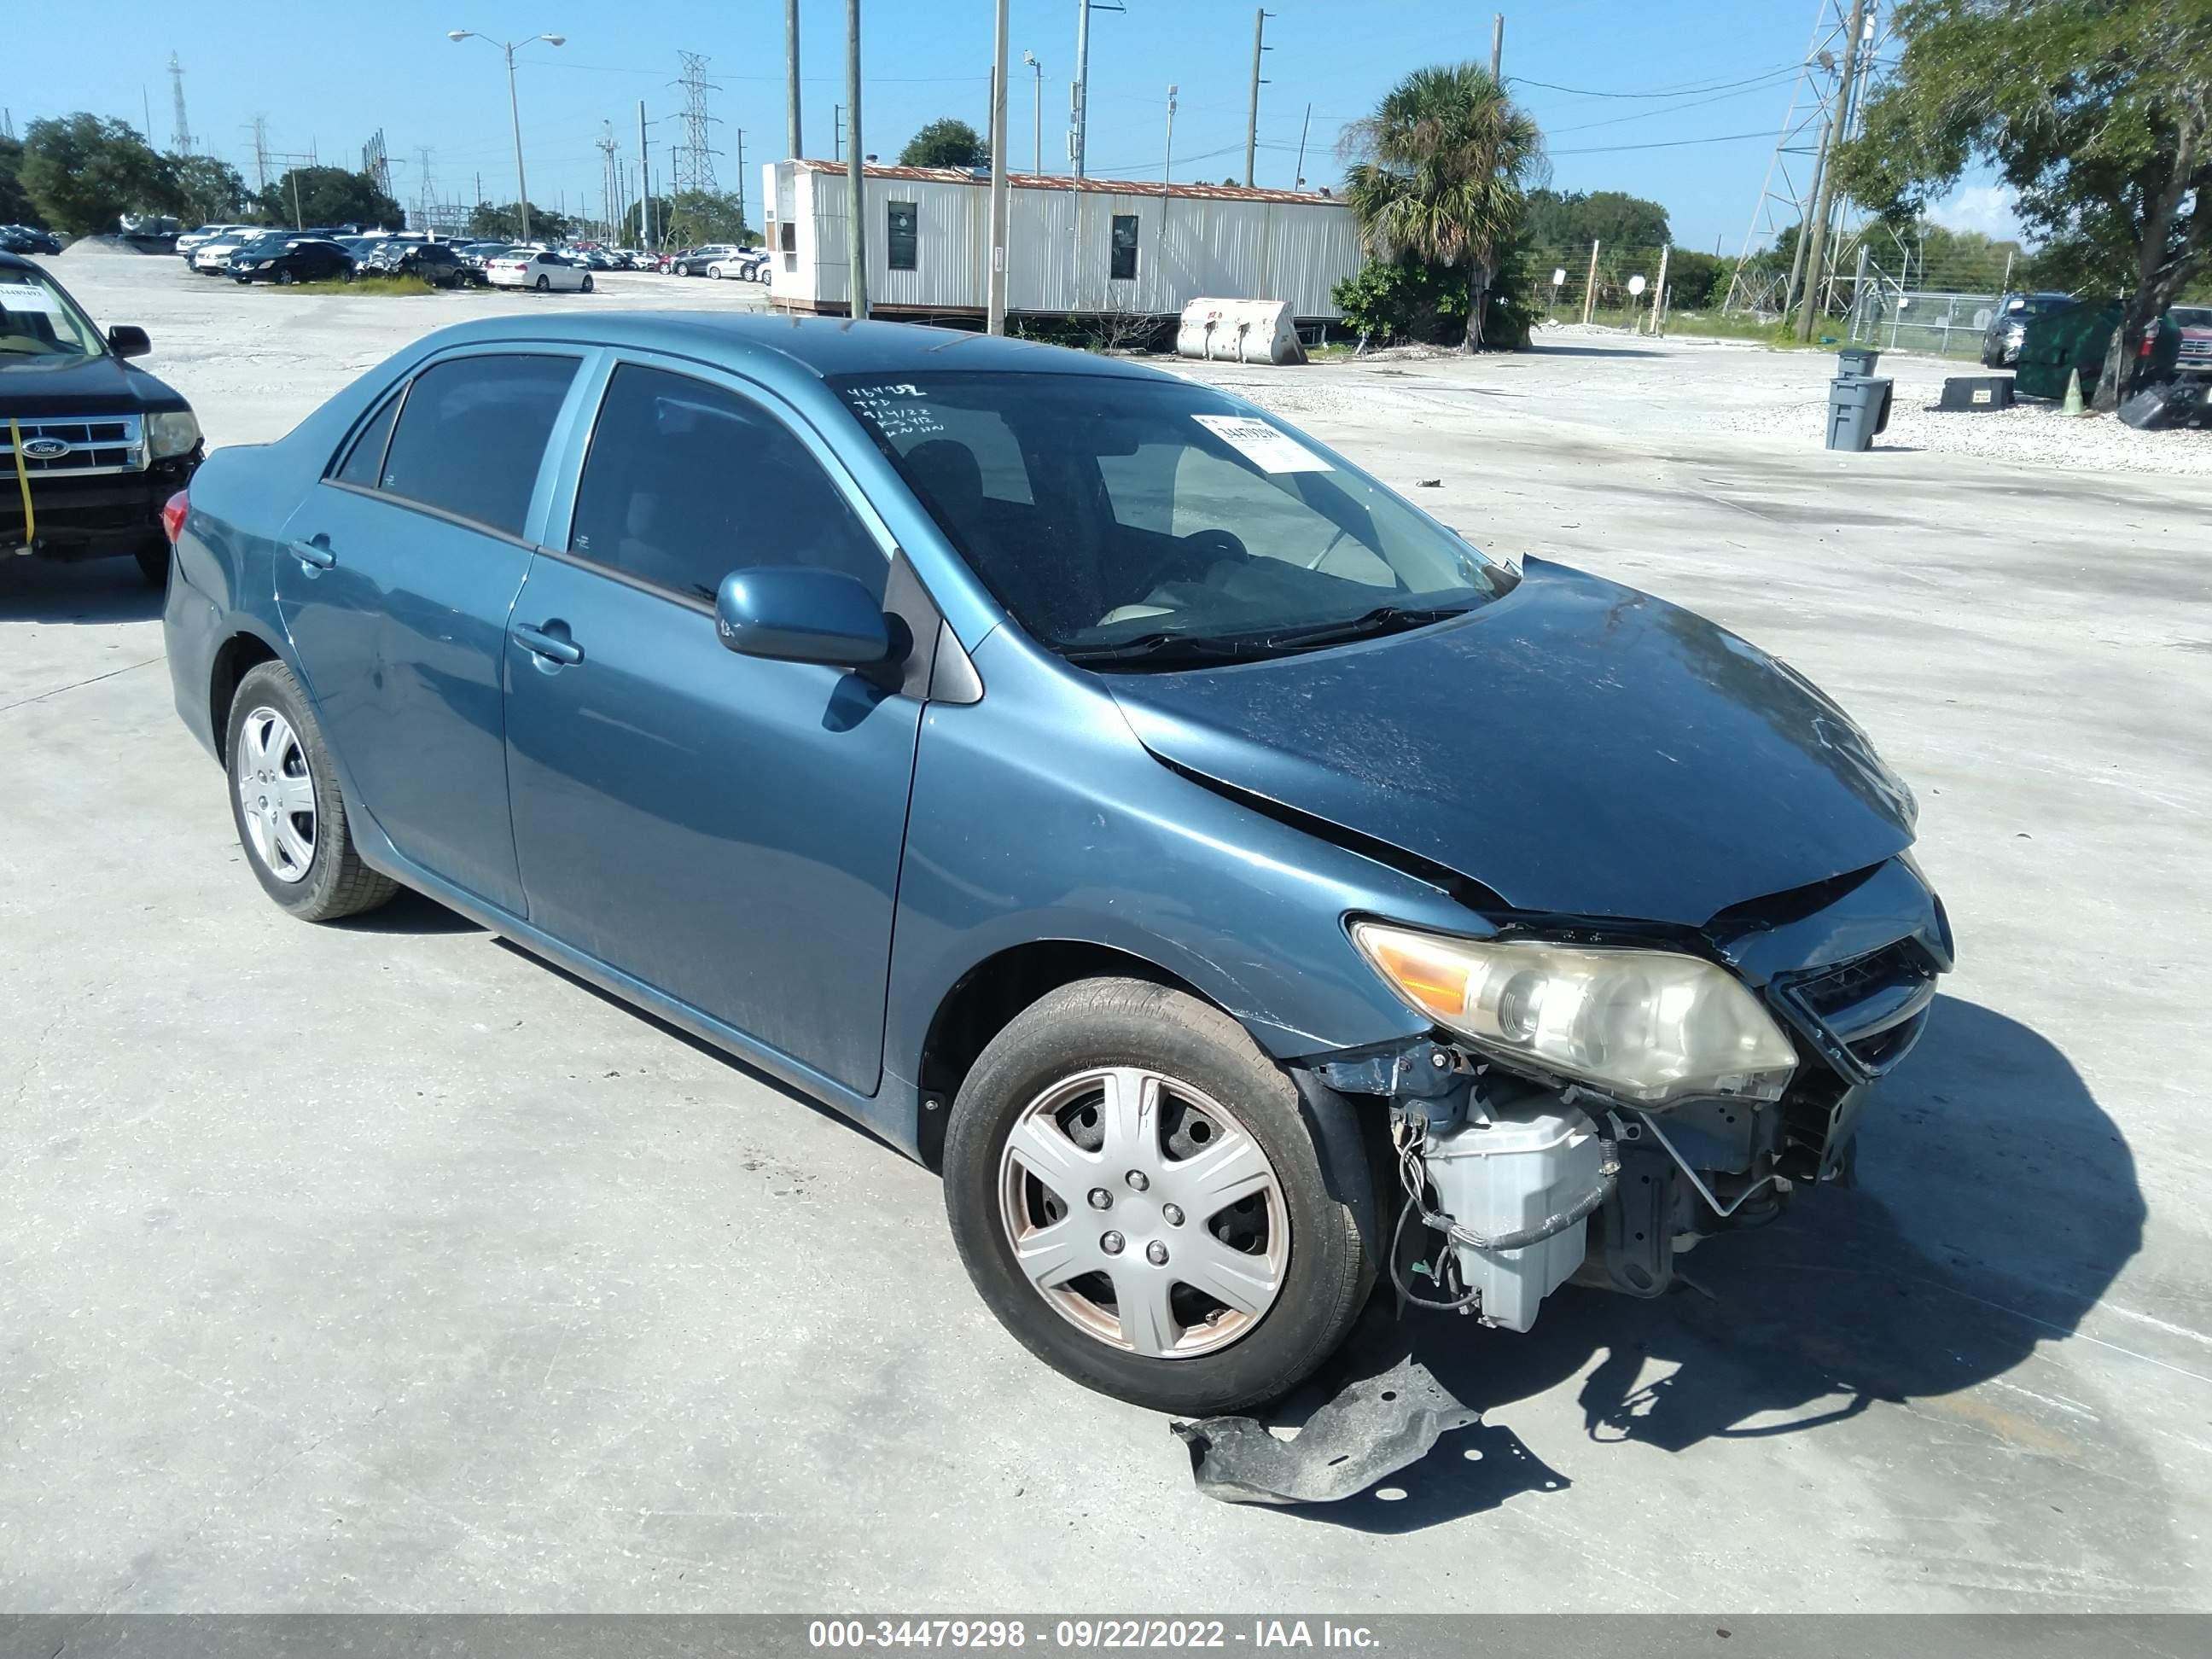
[503,361,921,1095]
[276,351,583,913]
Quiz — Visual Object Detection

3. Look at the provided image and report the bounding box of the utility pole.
[1580,239,1601,325]
[834,104,843,162]
[1244,9,1272,189]
[1649,243,1672,335]
[1491,14,1504,80]
[1023,51,1043,173]
[734,129,748,237]
[846,0,869,319]
[638,101,655,248]
[1163,84,1177,193]
[786,0,804,160]
[1795,0,1869,341]
[1291,102,1310,189]
[1070,1,1125,180]
[987,0,1010,334]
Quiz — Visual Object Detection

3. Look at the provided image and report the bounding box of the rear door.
[276,348,591,912]
[502,358,921,1093]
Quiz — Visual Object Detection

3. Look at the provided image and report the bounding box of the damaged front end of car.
[1298,853,1954,1328]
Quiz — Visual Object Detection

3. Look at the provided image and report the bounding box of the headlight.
[148,410,201,459]
[1352,923,1798,1107]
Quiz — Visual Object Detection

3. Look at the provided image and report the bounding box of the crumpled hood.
[1108,558,1915,928]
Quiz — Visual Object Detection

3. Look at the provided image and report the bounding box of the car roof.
[409,311,1175,384]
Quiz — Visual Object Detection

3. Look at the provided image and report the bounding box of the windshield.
[832,370,1509,662]
[0,265,108,358]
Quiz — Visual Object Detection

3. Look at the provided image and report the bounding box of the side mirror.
[108,325,152,359]
[714,567,901,670]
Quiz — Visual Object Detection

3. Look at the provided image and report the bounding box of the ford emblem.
[19,436,70,461]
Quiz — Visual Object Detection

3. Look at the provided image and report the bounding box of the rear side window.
[567,363,886,603]
[375,354,579,538]
[334,392,402,487]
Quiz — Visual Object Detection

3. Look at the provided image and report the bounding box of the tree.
[1660,247,1728,311]
[17,114,173,236]
[1833,0,2212,409]
[467,201,574,242]
[0,136,40,228]
[899,119,988,169]
[171,156,250,228]
[259,166,401,230]
[1522,188,1670,253]
[1340,63,1543,350]
[621,195,673,247]
[662,189,754,247]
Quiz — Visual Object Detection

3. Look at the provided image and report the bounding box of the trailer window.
[1109,215,1138,282]
[888,201,918,271]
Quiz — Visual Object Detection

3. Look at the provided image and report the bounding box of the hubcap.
[235,706,317,883]
[997,1067,1287,1359]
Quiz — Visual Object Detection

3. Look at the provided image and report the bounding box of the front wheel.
[942,978,1371,1416]
[276,268,294,286]
[534,275,550,292]
[224,661,399,922]
[579,274,594,294]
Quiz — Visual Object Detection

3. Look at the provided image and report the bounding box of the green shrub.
[1331,257,1535,350]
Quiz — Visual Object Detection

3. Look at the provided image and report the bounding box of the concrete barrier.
[1175,298,1306,366]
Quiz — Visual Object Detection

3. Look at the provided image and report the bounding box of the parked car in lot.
[2168,305,2212,376]
[706,248,762,281]
[180,224,255,259]
[2,252,202,585]
[485,249,591,291]
[362,242,476,288]
[233,236,356,285]
[191,230,266,274]
[1981,291,2076,367]
[671,244,741,276]
[160,315,1949,1414]
[2,224,67,255]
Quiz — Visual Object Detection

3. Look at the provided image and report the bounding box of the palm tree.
[1341,63,1543,351]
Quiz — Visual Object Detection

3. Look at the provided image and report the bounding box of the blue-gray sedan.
[160,314,1951,1414]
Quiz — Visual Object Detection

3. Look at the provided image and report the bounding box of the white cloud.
[1925,183,2026,243]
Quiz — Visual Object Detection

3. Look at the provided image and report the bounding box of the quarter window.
[568,364,887,604]
[1109,214,1138,282]
[887,201,918,271]
[334,391,402,487]
[374,354,579,538]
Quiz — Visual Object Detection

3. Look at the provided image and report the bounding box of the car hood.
[1106,558,1915,928]
[0,350,188,415]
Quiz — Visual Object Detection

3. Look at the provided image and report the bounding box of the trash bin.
[1826,375,1893,451]
[1837,346,1881,378]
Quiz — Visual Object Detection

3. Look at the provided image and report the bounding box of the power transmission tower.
[672,51,722,195]
[0,108,14,142]
[1721,0,1878,314]
[168,53,193,154]
[362,131,394,202]
[416,147,436,233]
[248,116,270,195]
[597,124,621,239]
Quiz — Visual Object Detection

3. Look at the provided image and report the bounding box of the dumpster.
[1837,346,1881,378]
[1826,375,1894,451]
[2016,304,2180,400]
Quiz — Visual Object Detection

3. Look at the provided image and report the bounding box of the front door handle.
[290,535,335,572]
[512,621,584,667]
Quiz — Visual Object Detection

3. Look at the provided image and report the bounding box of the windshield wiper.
[1255,602,1479,649]
[1061,632,1269,667]
[1065,604,1478,669]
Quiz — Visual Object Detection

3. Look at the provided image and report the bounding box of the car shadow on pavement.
[327,887,486,935]
[1273,994,2145,1534]
[0,556,163,622]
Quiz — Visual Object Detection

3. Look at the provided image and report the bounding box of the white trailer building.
[761,160,1363,327]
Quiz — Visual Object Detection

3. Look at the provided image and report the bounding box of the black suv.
[230,236,357,285]
[1,253,202,585]
[362,242,475,288]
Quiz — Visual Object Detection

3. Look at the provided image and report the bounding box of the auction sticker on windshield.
[0,280,61,312]
[1191,414,1333,474]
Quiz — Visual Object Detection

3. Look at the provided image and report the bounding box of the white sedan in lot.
[485,249,593,293]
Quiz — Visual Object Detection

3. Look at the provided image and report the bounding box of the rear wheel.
[580,273,594,294]
[224,661,399,922]
[942,978,1371,1415]
[534,274,550,292]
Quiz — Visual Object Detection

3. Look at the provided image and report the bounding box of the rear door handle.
[289,535,335,571]
[512,621,584,667]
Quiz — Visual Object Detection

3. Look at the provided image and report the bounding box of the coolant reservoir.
[1423,1102,1604,1331]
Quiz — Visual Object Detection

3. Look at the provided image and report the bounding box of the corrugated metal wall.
[778,167,1360,319]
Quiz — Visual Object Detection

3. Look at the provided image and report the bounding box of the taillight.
[161,490,189,544]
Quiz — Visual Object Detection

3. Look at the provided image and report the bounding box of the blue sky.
[11,0,2011,253]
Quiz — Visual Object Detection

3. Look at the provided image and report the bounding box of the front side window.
[374,353,579,538]
[0,265,108,358]
[1109,214,1138,282]
[835,371,1506,660]
[568,364,886,604]
[888,202,918,271]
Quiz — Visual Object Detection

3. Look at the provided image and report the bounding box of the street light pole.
[448,28,566,242]
[1022,50,1043,174]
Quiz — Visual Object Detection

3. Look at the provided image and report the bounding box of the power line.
[1549,129,1777,155]
[1508,63,1801,100]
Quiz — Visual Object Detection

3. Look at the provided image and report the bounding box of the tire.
[224,661,399,923]
[942,978,1370,1416]
[534,275,550,292]
[134,541,168,588]
[580,274,593,294]
[276,268,294,286]
[340,266,355,284]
